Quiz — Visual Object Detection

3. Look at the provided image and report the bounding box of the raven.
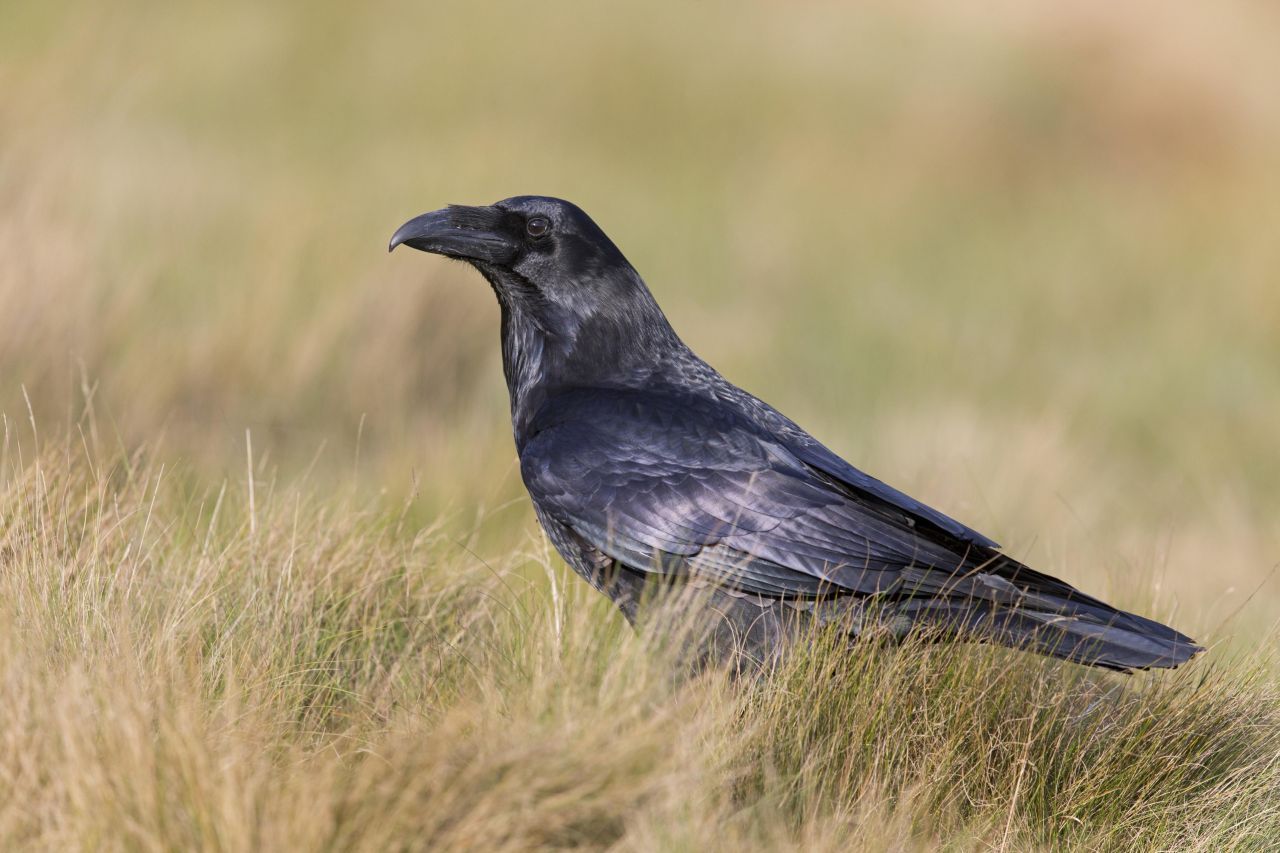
[390,196,1201,671]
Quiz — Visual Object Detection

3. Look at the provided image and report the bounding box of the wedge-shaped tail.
[893,580,1202,672]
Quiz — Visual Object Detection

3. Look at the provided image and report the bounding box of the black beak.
[388,205,517,265]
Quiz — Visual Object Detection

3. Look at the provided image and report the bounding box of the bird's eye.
[526,216,550,239]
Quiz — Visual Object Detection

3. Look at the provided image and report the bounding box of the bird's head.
[390,196,682,394]
[390,195,634,303]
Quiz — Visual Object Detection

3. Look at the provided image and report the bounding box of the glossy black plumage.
[390,196,1202,672]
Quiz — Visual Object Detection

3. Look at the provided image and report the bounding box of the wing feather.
[521,389,980,598]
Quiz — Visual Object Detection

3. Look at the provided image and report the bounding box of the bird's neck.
[492,277,690,447]
[498,299,552,443]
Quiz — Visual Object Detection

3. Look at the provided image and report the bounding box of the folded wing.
[521,388,1201,670]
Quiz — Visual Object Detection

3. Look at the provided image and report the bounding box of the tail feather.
[893,561,1203,672]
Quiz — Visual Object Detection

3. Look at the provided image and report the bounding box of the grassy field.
[3,1,1279,849]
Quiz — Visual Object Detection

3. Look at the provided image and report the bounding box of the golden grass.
[0,433,1275,850]
[3,0,1280,848]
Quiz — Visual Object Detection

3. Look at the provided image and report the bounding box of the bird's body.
[390,196,1201,672]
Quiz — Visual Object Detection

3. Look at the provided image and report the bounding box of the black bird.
[389,196,1202,671]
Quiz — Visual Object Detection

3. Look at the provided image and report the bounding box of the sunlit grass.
[0,434,1275,850]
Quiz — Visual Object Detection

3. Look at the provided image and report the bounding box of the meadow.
[2,1,1278,849]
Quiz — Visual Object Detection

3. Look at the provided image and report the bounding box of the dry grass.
[1,430,1276,851]
[3,0,1280,848]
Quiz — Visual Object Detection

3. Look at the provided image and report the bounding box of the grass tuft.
[1,437,1274,850]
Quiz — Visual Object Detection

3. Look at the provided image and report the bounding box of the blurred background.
[3,0,1278,637]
